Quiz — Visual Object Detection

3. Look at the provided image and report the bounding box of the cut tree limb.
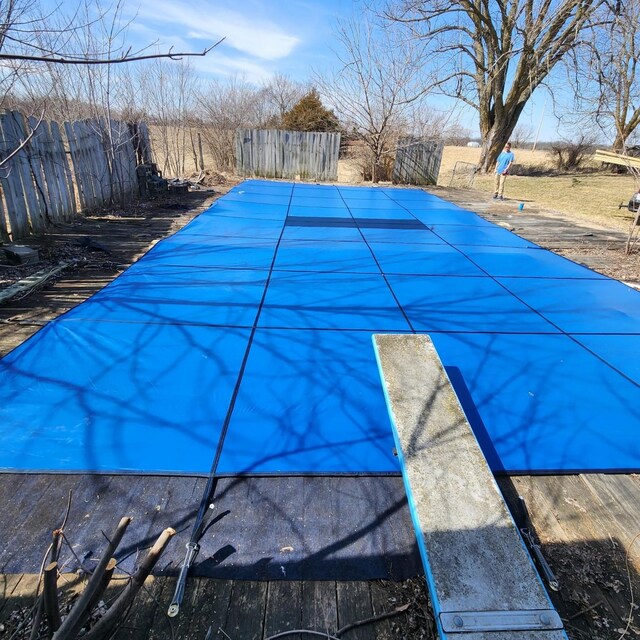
[82,527,176,640]
[43,562,61,636]
[52,517,132,640]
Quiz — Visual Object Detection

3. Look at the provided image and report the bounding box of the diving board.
[374,334,566,639]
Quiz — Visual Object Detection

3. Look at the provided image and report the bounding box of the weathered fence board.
[7,112,47,233]
[392,138,443,186]
[236,128,340,181]
[0,114,30,239]
[0,190,8,242]
[30,117,62,223]
[110,119,137,201]
[50,121,76,221]
[19,114,50,228]
[64,121,90,210]
[87,121,110,204]
[0,112,145,241]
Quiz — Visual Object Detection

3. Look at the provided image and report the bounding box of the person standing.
[493,142,515,200]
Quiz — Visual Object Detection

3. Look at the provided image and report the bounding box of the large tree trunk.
[612,113,640,150]
[382,1,599,175]
[478,103,524,172]
[479,127,514,173]
[612,131,627,152]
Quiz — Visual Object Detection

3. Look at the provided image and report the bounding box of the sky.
[50,0,570,142]
[120,0,351,84]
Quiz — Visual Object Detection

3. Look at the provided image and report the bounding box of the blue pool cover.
[1,179,639,475]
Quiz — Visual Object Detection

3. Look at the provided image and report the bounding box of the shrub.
[549,136,595,171]
[281,89,340,132]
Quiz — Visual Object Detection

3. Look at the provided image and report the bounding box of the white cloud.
[191,53,275,84]
[131,0,300,60]
[121,23,276,84]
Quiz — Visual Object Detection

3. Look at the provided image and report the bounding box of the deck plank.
[300,581,337,635]
[370,581,399,639]
[502,475,639,639]
[0,476,57,572]
[0,574,25,616]
[263,581,302,639]
[127,576,171,640]
[336,581,373,640]
[222,580,268,640]
[580,474,640,545]
[187,578,233,640]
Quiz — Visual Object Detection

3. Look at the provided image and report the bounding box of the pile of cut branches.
[2,493,175,640]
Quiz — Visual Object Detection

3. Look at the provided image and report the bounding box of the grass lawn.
[440,146,638,232]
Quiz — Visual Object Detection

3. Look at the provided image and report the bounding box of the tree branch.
[0,38,224,65]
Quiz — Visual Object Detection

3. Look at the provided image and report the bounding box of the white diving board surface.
[373,334,567,639]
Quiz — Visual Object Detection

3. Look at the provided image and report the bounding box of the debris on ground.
[0,238,116,290]
[388,577,436,638]
[0,190,234,293]
[556,244,640,285]
[2,245,40,266]
[73,237,112,253]
[188,169,228,188]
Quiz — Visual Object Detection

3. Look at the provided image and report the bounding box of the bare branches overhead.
[0,40,223,65]
[565,0,640,149]
[317,14,445,181]
[0,0,221,66]
[382,0,601,170]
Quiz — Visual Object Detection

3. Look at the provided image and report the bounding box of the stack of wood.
[593,148,640,169]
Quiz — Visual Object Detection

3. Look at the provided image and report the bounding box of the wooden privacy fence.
[392,138,443,186]
[236,129,341,181]
[0,111,152,242]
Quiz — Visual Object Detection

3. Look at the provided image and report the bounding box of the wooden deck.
[498,475,640,640]
[0,185,639,639]
[0,574,433,639]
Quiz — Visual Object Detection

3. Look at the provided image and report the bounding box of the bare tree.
[317,16,433,182]
[0,0,222,200]
[140,60,198,177]
[549,132,596,170]
[196,77,266,172]
[262,73,307,124]
[441,123,472,146]
[511,123,533,148]
[0,0,219,118]
[0,0,216,67]
[566,0,640,150]
[382,0,601,172]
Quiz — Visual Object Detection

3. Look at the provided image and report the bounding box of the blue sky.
[55,0,564,141]
[118,0,568,141]
[120,0,350,83]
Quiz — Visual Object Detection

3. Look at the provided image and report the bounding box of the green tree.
[282,89,339,132]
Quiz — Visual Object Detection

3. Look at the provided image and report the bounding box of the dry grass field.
[439,146,638,232]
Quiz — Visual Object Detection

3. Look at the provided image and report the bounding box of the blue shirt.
[496,150,515,174]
